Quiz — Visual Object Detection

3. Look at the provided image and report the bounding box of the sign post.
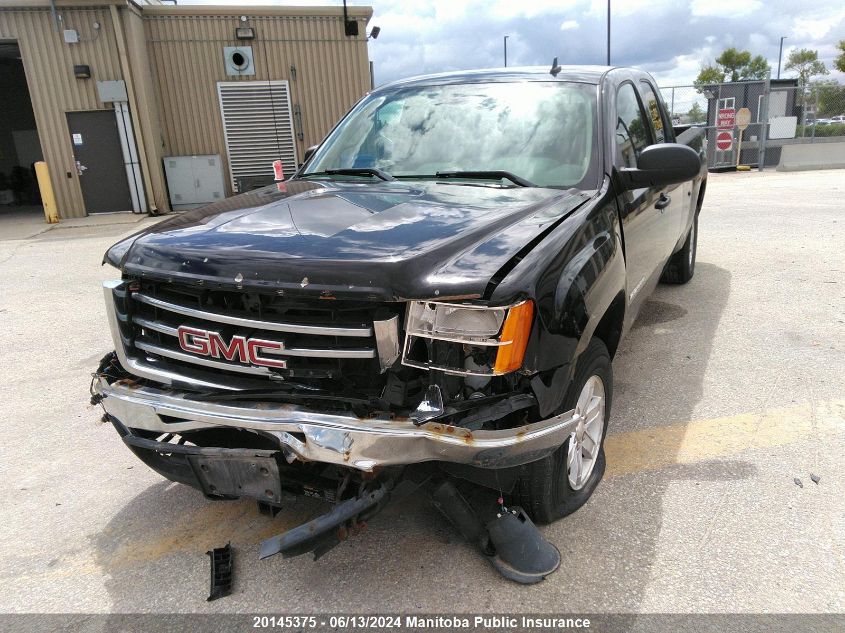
[735,107,752,168]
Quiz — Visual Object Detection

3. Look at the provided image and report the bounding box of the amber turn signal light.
[494,300,534,374]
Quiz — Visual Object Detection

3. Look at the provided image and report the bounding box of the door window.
[639,81,667,143]
[615,83,650,168]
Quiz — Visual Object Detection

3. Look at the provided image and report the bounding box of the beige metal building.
[0,0,373,219]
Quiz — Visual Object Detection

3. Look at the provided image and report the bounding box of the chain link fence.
[658,79,845,171]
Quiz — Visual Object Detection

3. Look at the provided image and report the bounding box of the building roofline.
[142,4,372,18]
[0,0,372,19]
[0,0,123,7]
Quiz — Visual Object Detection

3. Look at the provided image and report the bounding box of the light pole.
[606,0,611,66]
[504,35,509,67]
[777,36,787,79]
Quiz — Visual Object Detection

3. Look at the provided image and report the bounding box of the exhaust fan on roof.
[224,46,255,76]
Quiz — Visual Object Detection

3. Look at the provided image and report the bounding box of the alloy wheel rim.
[567,375,606,490]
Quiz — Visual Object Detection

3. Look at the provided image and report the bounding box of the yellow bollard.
[34,161,59,224]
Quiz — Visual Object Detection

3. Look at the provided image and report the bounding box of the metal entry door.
[66,110,133,213]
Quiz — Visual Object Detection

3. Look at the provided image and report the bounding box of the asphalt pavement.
[0,169,843,614]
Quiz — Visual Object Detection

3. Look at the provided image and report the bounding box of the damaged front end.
[92,278,578,579]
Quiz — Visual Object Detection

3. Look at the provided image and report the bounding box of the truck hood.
[112,179,590,300]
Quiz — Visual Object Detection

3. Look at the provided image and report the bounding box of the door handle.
[654,193,671,210]
[75,160,88,177]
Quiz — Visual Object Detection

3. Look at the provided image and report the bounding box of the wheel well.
[592,292,625,359]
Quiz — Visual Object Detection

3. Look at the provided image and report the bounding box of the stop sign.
[716,131,733,151]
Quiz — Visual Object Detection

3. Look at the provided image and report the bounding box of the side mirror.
[303,144,319,164]
[619,143,700,190]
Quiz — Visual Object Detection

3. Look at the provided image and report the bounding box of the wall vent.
[223,46,255,77]
[217,81,298,191]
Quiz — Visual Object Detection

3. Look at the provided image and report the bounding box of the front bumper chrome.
[94,378,578,472]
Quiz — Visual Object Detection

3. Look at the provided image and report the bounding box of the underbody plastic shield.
[485,508,561,584]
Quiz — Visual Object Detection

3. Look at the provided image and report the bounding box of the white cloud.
[793,10,845,40]
[647,49,711,85]
[560,20,580,31]
[488,0,580,20]
[586,0,676,18]
[747,32,770,55]
[689,0,762,17]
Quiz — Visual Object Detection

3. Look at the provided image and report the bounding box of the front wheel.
[510,339,612,524]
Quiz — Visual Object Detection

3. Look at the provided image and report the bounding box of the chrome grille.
[104,280,400,391]
[131,292,373,338]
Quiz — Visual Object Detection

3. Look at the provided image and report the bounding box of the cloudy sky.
[182,0,845,87]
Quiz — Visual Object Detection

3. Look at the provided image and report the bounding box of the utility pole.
[777,36,787,79]
[759,69,771,172]
[606,0,611,66]
[504,35,509,67]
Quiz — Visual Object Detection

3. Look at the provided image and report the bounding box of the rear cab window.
[638,81,670,143]
[614,82,652,168]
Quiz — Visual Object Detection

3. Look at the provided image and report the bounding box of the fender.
[567,227,626,360]
[492,189,626,416]
[533,211,625,416]
[532,198,626,371]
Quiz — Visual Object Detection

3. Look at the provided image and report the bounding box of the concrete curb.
[777,141,845,171]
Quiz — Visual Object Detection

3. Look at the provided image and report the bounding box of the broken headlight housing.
[401,300,534,376]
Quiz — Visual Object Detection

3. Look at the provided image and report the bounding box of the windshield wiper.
[300,168,395,181]
[434,170,536,187]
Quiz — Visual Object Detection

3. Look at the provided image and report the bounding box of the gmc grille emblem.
[176,325,287,369]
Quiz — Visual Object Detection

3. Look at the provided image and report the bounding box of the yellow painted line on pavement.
[12,399,845,580]
[105,500,314,569]
[7,501,315,582]
[604,399,845,478]
[101,399,845,566]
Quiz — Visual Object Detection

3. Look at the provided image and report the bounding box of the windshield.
[303,81,598,189]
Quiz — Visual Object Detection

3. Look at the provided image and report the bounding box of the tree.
[694,64,725,90]
[687,102,706,123]
[694,48,771,90]
[716,47,751,82]
[833,40,845,73]
[813,80,845,117]
[785,48,828,85]
[743,55,770,80]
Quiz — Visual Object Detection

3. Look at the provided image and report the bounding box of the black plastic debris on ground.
[794,477,803,488]
[206,543,233,601]
[257,501,282,518]
[810,473,821,485]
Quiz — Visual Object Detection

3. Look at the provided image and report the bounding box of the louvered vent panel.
[217,81,298,191]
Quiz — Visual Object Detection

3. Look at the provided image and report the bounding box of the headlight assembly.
[402,300,534,376]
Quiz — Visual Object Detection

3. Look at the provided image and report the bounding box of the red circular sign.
[716,131,733,151]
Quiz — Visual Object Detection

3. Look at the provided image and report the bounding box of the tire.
[661,214,698,284]
[510,339,612,524]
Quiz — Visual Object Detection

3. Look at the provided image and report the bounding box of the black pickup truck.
[93,65,705,580]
